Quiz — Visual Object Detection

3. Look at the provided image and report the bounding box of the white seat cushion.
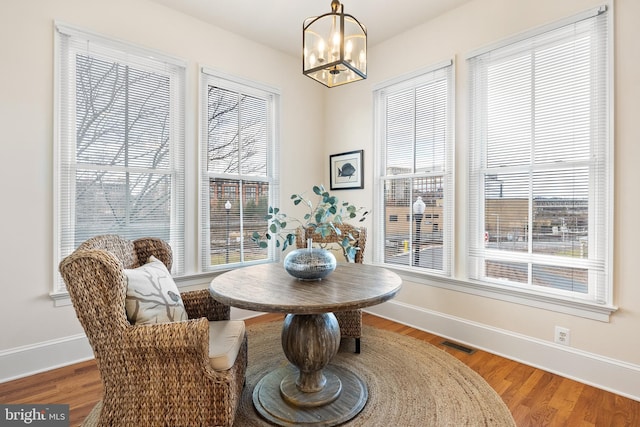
[208,320,245,371]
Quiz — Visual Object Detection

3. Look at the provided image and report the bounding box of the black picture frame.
[330,150,364,190]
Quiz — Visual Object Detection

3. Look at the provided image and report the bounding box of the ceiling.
[147,0,472,57]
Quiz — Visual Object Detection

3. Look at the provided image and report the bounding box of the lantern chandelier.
[303,0,367,88]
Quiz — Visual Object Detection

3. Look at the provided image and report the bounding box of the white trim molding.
[0,334,94,383]
[366,300,640,402]
[3,300,637,402]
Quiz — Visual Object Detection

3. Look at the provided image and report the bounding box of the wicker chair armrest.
[122,318,245,383]
[181,288,231,321]
[125,317,209,355]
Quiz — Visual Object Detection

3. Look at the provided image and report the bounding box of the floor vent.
[441,340,476,355]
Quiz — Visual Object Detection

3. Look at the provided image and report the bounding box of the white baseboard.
[3,302,640,403]
[0,334,94,383]
[366,300,640,402]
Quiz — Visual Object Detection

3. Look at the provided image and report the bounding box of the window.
[467,7,611,304]
[374,62,454,275]
[200,69,280,270]
[54,24,186,292]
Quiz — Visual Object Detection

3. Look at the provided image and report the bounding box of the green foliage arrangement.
[251,184,368,259]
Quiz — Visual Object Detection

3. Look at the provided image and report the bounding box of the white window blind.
[200,69,280,270]
[467,7,611,303]
[54,24,186,291]
[374,63,454,275]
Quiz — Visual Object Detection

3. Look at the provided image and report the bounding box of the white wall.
[0,0,324,354]
[324,0,640,386]
[2,0,640,400]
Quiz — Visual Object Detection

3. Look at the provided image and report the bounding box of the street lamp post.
[490,213,500,248]
[225,200,231,264]
[413,196,426,267]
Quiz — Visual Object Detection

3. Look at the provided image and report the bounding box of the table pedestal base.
[253,364,367,426]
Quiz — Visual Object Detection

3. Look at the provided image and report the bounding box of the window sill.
[382,265,617,322]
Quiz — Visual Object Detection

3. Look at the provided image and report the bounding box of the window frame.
[464,6,615,314]
[198,67,281,272]
[53,23,186,299]
[373,60,455,277]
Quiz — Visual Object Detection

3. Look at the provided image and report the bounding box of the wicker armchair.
[296,224,367,353]
[59,235,247,427]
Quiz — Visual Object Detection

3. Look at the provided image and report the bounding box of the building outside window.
[467,7,612,304]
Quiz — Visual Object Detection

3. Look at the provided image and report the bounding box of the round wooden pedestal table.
[209,263,402,427]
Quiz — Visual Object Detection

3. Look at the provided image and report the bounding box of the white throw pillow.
[125,256,188,324]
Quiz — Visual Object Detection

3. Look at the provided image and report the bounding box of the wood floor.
[1,313,639,426]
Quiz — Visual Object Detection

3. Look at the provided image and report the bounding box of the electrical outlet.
[554,326,570,346]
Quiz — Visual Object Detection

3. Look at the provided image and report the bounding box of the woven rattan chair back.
[294,223,367,263]
[295,225,366,353]
[59,235,246,426]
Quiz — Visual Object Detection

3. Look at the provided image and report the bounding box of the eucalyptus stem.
[251,184,368,253]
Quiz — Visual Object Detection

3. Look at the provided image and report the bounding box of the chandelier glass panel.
[303,0,367,88]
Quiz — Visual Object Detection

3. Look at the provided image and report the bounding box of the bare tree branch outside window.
[73,54,173,246]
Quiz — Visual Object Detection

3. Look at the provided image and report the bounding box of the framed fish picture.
[330,150,364,190]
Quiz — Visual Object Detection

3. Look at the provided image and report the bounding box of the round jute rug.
[234,321,515,426]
